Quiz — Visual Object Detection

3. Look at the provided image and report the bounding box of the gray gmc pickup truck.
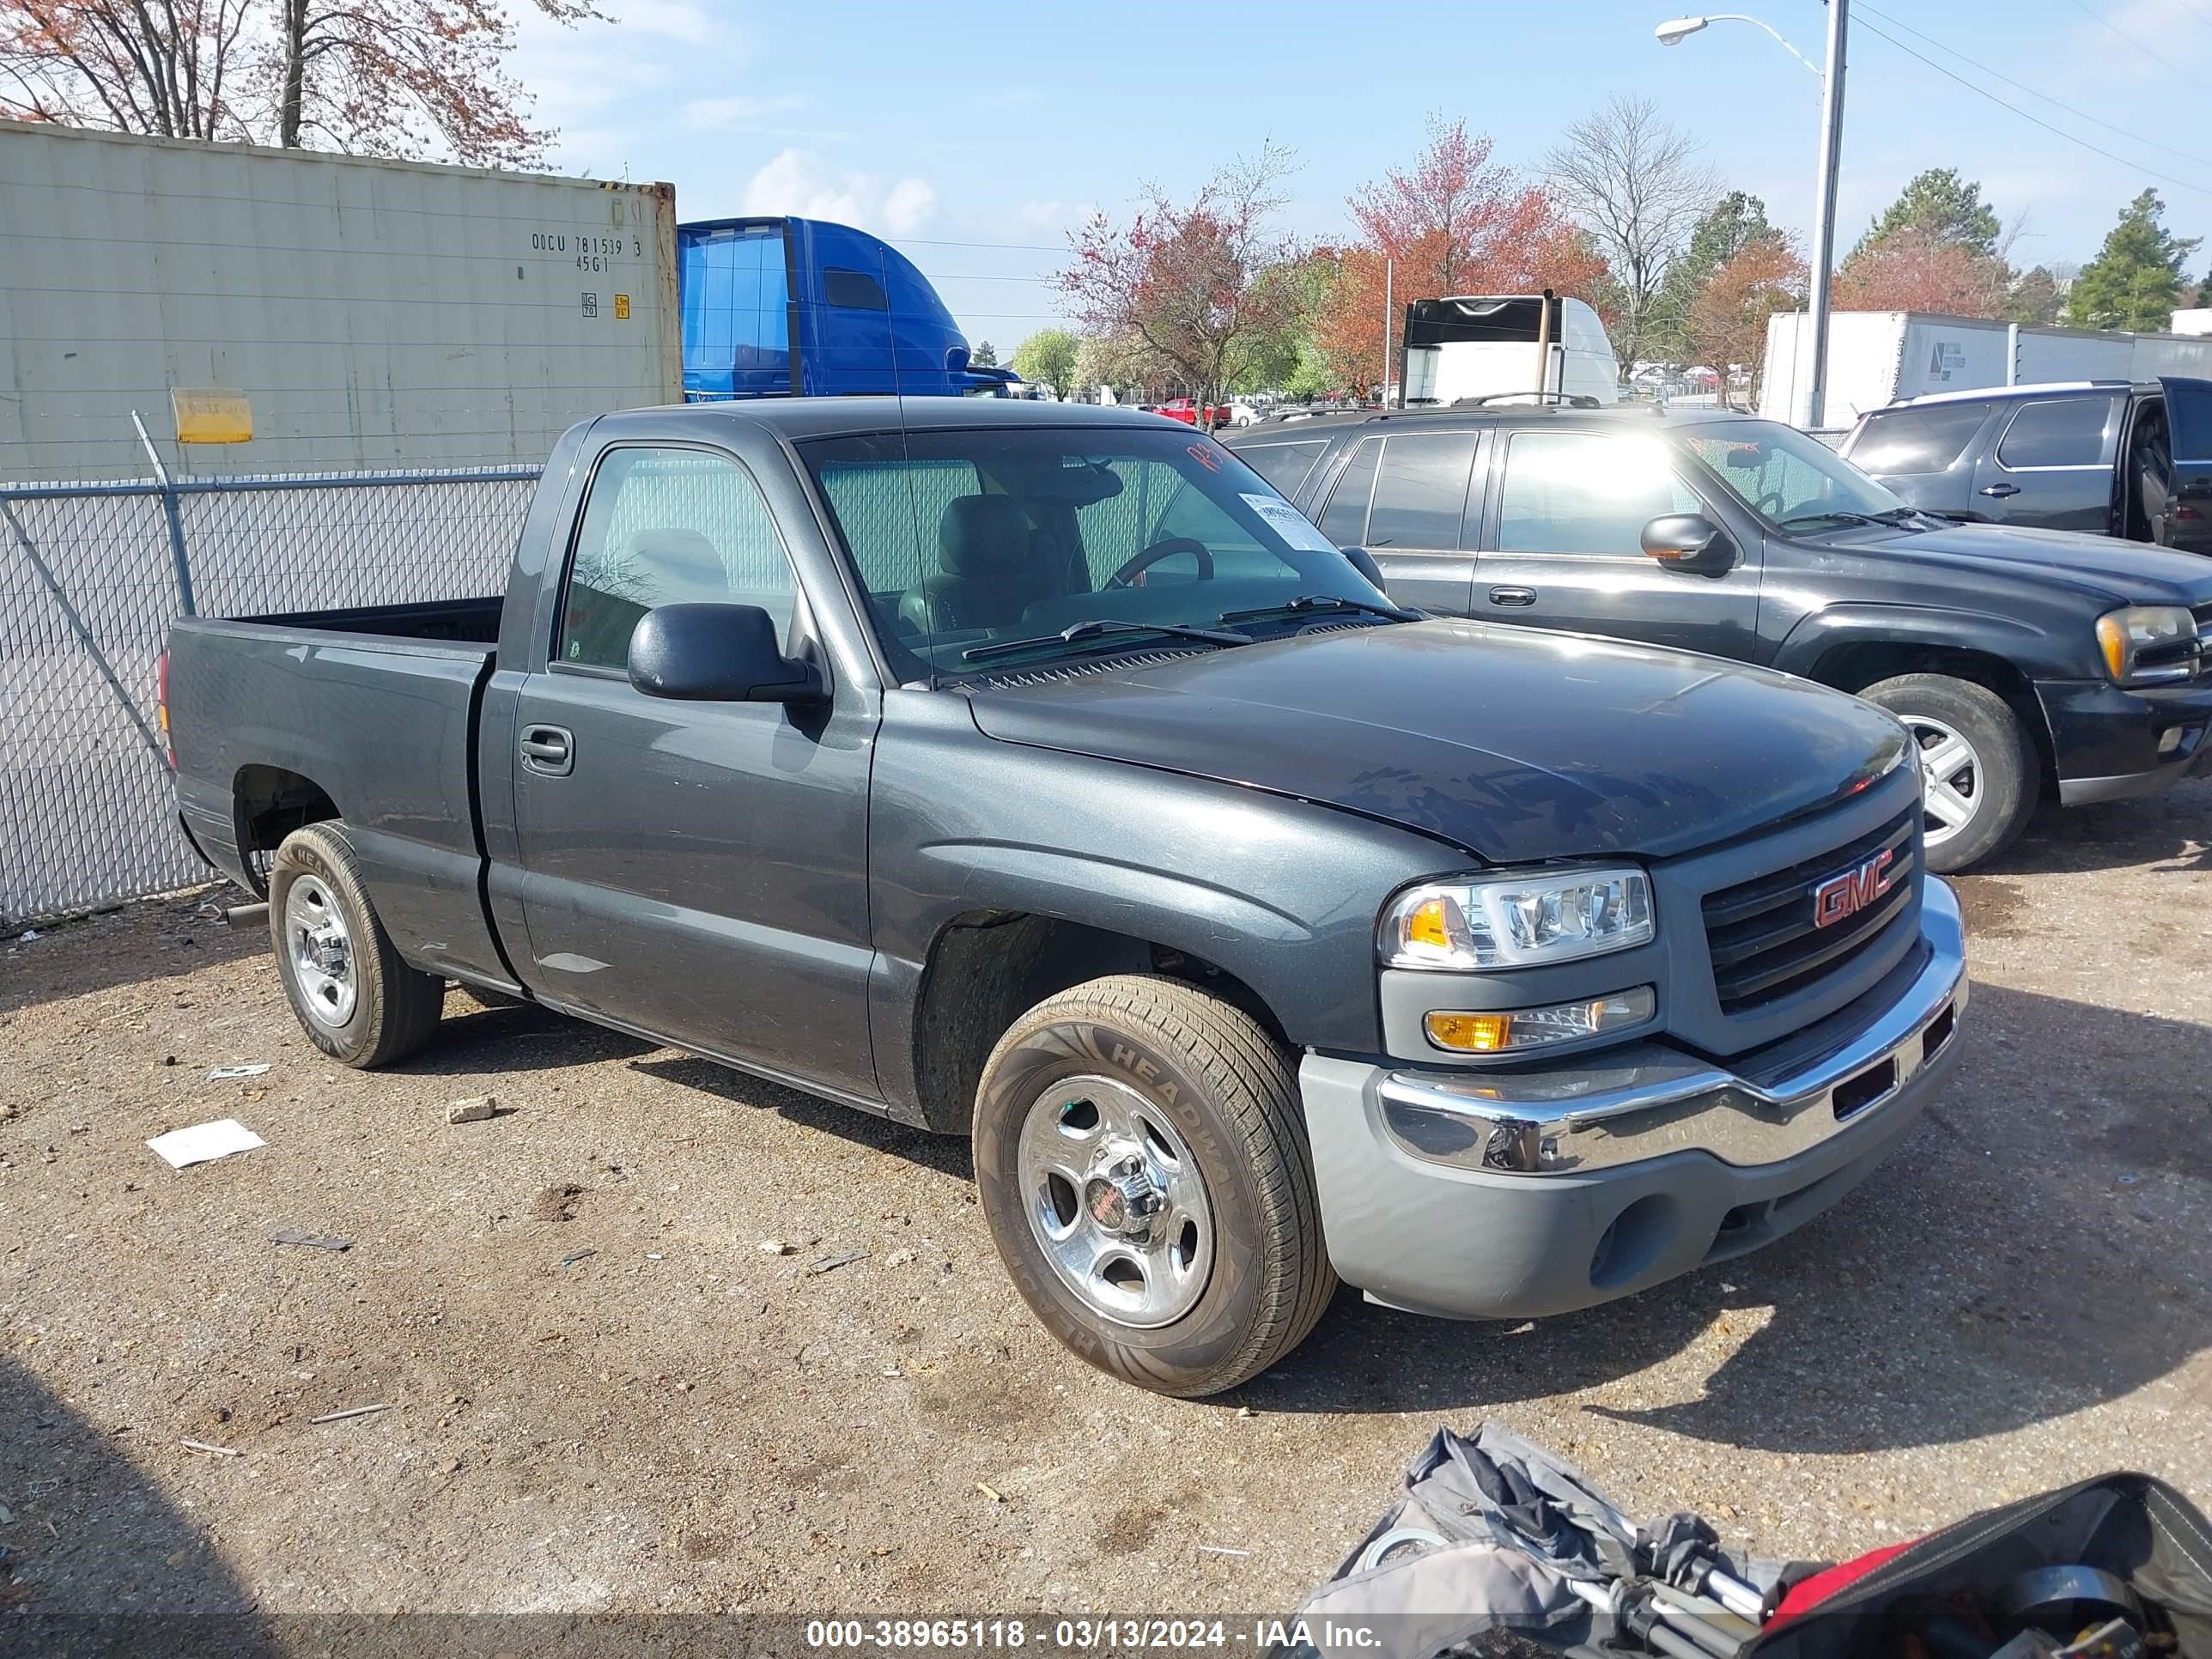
[164,399,1967,1396]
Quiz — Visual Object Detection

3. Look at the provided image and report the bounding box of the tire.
[1859,673,2039,873]
[972,974,1335,1397]
[267,822,446,1067]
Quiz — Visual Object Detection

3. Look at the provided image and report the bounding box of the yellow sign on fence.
[171,388,253,445]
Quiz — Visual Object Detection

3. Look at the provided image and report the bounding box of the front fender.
[1771,603,2079,681]
[866,691,1460,1117]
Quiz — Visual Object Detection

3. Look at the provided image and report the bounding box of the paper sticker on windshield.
[1242,492,1338,553]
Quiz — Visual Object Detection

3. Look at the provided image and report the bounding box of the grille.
[1702,806,1917,1017]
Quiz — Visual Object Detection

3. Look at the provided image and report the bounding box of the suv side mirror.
[1640,514,1737,572]
[627,602,825,704]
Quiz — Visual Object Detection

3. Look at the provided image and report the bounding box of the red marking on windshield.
[1187,443,1221,471]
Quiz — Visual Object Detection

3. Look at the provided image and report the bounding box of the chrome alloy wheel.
[1905,714,1984,851]
[284,873,357,1028]
[1015,1074,1213,1328]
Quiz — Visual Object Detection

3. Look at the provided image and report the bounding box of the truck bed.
[234,595,503,645]
[166,605,514,990]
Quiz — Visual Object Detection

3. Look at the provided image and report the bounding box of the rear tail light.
[156,651,175,769]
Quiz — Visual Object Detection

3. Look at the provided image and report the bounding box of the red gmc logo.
[1813,848,1897,928]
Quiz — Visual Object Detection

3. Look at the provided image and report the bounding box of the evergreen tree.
[970,340,998,368]
[1854,168,2002,259]
[2065,191,2200,331]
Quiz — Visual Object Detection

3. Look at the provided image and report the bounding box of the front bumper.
[1299,878,1967,1322]
[2041,678,2212,805]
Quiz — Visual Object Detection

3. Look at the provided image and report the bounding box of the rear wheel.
[973,975,1334,1397]
[268,823,445,1067]
[1859,673,2038,873]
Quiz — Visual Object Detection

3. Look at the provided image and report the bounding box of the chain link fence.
[1,466,538,928]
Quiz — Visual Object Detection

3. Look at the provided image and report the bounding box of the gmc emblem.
[1813,848,1897,928]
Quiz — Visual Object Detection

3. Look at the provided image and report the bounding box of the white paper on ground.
[148,1119,266,1169]
[205,1063,271,1081]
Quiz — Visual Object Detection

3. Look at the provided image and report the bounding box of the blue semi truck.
[678,215,1002,400]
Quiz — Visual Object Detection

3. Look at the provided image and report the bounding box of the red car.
[1158,398,1227,428]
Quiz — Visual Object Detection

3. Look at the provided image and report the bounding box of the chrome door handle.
[1979,482,2020,497]
[1488,586,1537,606]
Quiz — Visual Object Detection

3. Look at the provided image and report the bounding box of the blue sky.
[514,0,2212,348]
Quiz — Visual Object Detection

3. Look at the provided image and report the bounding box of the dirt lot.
[3,781,2209,1632]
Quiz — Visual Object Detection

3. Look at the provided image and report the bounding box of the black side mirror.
[1640,514,1737,572]
[627,602,825,704]
[1339,545,1389,590]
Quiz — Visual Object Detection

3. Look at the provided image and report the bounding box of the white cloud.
[741,149,938,236]
[883,177,939,236]
[681,94,805,131]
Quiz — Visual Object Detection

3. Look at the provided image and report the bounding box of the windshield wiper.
[961,617,1249,664]
[1778,509,1883,530]
[1866,506,1938,530]
[1217,593,1421,626]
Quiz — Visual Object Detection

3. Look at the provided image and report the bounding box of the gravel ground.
[2,781,2208,1632]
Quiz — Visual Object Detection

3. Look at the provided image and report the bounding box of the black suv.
[1840,378,2212,551]
[1224,404,2212,872]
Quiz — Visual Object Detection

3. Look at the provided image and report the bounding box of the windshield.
[797,423,1396,676]
[1675,421,1910,528]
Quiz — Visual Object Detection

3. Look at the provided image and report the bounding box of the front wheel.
[973,975,1335,1397]
[1859,673,2039,873]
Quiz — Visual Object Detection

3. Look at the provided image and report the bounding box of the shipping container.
[1759,308,2212,429]
[0,120,681,481]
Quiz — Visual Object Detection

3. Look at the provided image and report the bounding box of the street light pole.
[1656,8,1840,428]
[1804,0,1850,430]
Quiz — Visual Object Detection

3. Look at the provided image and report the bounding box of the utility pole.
[1805,0,1850,428]
[1382,258,1394,405]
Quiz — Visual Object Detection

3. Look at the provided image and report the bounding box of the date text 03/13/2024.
[801,1618,1386,1650]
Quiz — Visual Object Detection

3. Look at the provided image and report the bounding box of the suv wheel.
[972,975,1335,1397]
[269,822,447,1067]
[1859,673,2038,873]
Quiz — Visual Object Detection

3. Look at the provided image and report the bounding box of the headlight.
[2095,605,2198,685]
[1380,866,1655,971]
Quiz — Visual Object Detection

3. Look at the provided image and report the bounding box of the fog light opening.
[1920,1003,1955,1062]
[1589,1194,1678,1291]
[2159,725,2185,756]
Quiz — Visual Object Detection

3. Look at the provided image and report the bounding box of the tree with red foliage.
[1834,228,2010,318]
[1686,234,1807,398]
[1315,117,1607,397]
[1057,143,1308,412]
[1,0,596,166]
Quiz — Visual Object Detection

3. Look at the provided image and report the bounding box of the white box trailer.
[1759,308,2212,430]
[0,121,681,481]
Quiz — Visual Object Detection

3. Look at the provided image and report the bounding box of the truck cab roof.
[592,396,1170,445]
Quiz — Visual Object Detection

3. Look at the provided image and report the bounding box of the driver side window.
[1495,431,1703,557]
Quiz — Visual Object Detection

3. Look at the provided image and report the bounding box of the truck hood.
[963,621,1910,864]
[1820,520,2212,607]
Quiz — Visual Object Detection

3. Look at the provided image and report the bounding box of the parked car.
[1158,397,1227,428]
[1225,404,2212,872]
[167,399,1966,1396]
[1840,379,2212,551]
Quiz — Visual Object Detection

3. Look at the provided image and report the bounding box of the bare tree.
[2,0,598,166]
[1544,95,1715,368]
[2,0,253,137]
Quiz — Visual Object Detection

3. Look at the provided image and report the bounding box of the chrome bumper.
[1376,877,1968,1177]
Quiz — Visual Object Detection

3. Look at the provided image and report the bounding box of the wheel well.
[233,765,339,894]
[909,912,1288,1136]
[1808,641,2057,797]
